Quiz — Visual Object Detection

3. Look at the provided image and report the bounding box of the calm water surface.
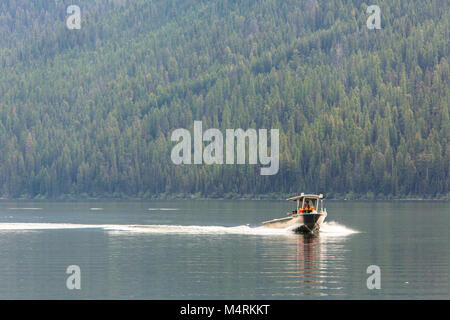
[0,200,448,299]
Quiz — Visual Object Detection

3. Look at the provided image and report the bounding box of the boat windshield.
[289,194,324,213]
[302,198,317,210]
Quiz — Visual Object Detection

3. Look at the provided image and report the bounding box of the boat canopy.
[287,193,324,201]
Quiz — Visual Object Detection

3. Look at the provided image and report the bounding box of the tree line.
[0,0,448,199]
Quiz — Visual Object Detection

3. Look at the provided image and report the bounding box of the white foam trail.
[0,221,358,236]
[106,224,292,235]
[0,222,290,235]
[0,223,100,230]
[89,208,104,211]
[319,221,359,236]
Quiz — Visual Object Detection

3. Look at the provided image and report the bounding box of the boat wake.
[0,221,358,236]
[0,222,289,235]
[319,221,359,236]
[107,224,291,235]
[0,223,103,230]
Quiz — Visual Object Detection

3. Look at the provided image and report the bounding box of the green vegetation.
[0,0,448,199]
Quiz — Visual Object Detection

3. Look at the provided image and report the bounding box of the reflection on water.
[266,232,351,297]
[296,234,324,294]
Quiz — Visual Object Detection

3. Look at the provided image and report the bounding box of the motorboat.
[262,193,327,233]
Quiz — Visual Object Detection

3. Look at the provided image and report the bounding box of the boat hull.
[262,213,326,233]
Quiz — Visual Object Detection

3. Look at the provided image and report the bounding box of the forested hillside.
[0,0,448,199]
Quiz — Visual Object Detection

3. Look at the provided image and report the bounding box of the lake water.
[0,200,448,299]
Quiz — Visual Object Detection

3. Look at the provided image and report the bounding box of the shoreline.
[0,194,448,202]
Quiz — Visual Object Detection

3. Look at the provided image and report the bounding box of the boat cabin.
[287,193,325,214]
[262,192,327,231]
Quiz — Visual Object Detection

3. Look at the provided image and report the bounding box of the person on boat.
[303,200,315,213]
